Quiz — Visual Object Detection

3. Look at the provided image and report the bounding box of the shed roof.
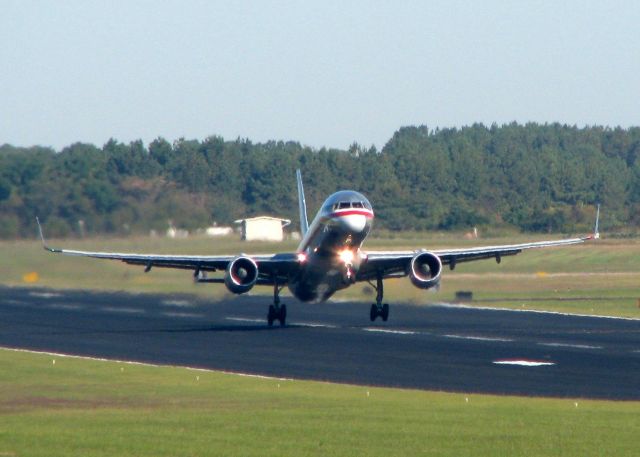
[233,216,292,227]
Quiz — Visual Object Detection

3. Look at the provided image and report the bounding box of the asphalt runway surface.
[1,286,639,400]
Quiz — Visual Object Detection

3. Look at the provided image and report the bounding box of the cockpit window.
[331,200,372,211]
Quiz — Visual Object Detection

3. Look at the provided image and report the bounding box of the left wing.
[36,218,299,285]
[357,204,600,282]
[357,233,597,281]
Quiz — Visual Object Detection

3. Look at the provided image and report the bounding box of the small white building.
[205,226,234,237]
[234,216,291,242]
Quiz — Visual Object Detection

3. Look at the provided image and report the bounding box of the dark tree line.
[1,123,639,238]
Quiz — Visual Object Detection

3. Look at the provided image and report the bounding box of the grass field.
[1,348,639,457]
[1,233,639,317]
[2,233,640,455]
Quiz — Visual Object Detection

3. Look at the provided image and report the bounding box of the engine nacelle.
[409,251,442,290]
[224,256,259,294]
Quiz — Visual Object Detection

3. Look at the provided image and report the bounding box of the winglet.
[296,169,309,236]
[36,217,57,252]
[584,204,601,241]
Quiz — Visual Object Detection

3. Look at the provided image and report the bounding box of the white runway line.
[0,346,295,381]
[444,334,513,342]
[161,299,193,307]
[292,322,338,329]
[363,328,417,335]
[432,303,640,321]
[101,306,146,314]
[493,360,556,367]
[2,299,29,306]
[228,317,337,328]
[538,342,603,350]
[161,312,204,319]
[28,291,61,299]
[46,303,84,311]
[225,317,265,324]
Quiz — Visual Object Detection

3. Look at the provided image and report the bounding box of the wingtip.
[35,216,54,251]
[583,204,601,241]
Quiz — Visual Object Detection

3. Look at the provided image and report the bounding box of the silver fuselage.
[288,190,373,302]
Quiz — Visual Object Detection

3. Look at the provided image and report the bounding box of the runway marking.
[432,303,640,321]
[293,322,338,329]
[227,317,337,328]
[2,299,29,306]
[493,360,556,367]
[28,292,61,299]
[161,312,204,319]
[363,328,417,335]
[538,342,603,350]
[101,306,145,314]
[0,346,294,382]
[47,303,84,311]
[444,334,513,342]
[161,299,193,307]
[226,317,264,324]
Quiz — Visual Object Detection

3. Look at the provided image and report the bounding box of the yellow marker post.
[22,272,39,283]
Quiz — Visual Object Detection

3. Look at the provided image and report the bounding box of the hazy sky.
[2,1,639,151]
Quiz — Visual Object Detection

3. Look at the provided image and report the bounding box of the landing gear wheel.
[381,303,389,322]
[268,305,276,327]
[268,278,287,327]
[368,273,390,322]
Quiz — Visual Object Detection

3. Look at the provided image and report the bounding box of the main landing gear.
[369,273,389,322]
[268,281,287,327]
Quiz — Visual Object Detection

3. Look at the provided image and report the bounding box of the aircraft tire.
[268,305,276,327]
[279,304,287,326]
[370,304,378,321]
[381,304,389,322]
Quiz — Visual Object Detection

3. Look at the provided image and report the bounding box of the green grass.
[1,348,639,457]
[2,233,639,317]
[2,235,639,455]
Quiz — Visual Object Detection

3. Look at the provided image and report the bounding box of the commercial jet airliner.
[38,170,600,326]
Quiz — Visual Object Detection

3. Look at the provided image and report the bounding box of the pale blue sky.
[1,0,639,150]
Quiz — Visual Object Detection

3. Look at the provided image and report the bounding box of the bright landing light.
[338,249,354,265]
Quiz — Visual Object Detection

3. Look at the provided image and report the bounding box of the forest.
[1,123,639,238]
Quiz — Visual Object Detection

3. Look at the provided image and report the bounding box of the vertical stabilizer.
[296,169,309,236]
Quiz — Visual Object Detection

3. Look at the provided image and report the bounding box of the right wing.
[37,218,300,285]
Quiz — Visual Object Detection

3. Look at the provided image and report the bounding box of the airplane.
[37,170,600,326]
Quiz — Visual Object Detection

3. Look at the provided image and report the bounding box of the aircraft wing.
[37,219,299,284]
[357,233,598,281]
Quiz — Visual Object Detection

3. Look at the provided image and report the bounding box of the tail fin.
[296,169,309,236]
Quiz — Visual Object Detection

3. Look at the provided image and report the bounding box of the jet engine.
[409,251,442,290]
[224,256,259,294]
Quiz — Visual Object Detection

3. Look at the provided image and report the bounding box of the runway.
[1,286,639,400]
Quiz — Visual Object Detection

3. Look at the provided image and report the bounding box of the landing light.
[339,249,354,265]
[297,253,307,263]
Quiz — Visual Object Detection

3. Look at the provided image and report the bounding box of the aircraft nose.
[336,213,368,232]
